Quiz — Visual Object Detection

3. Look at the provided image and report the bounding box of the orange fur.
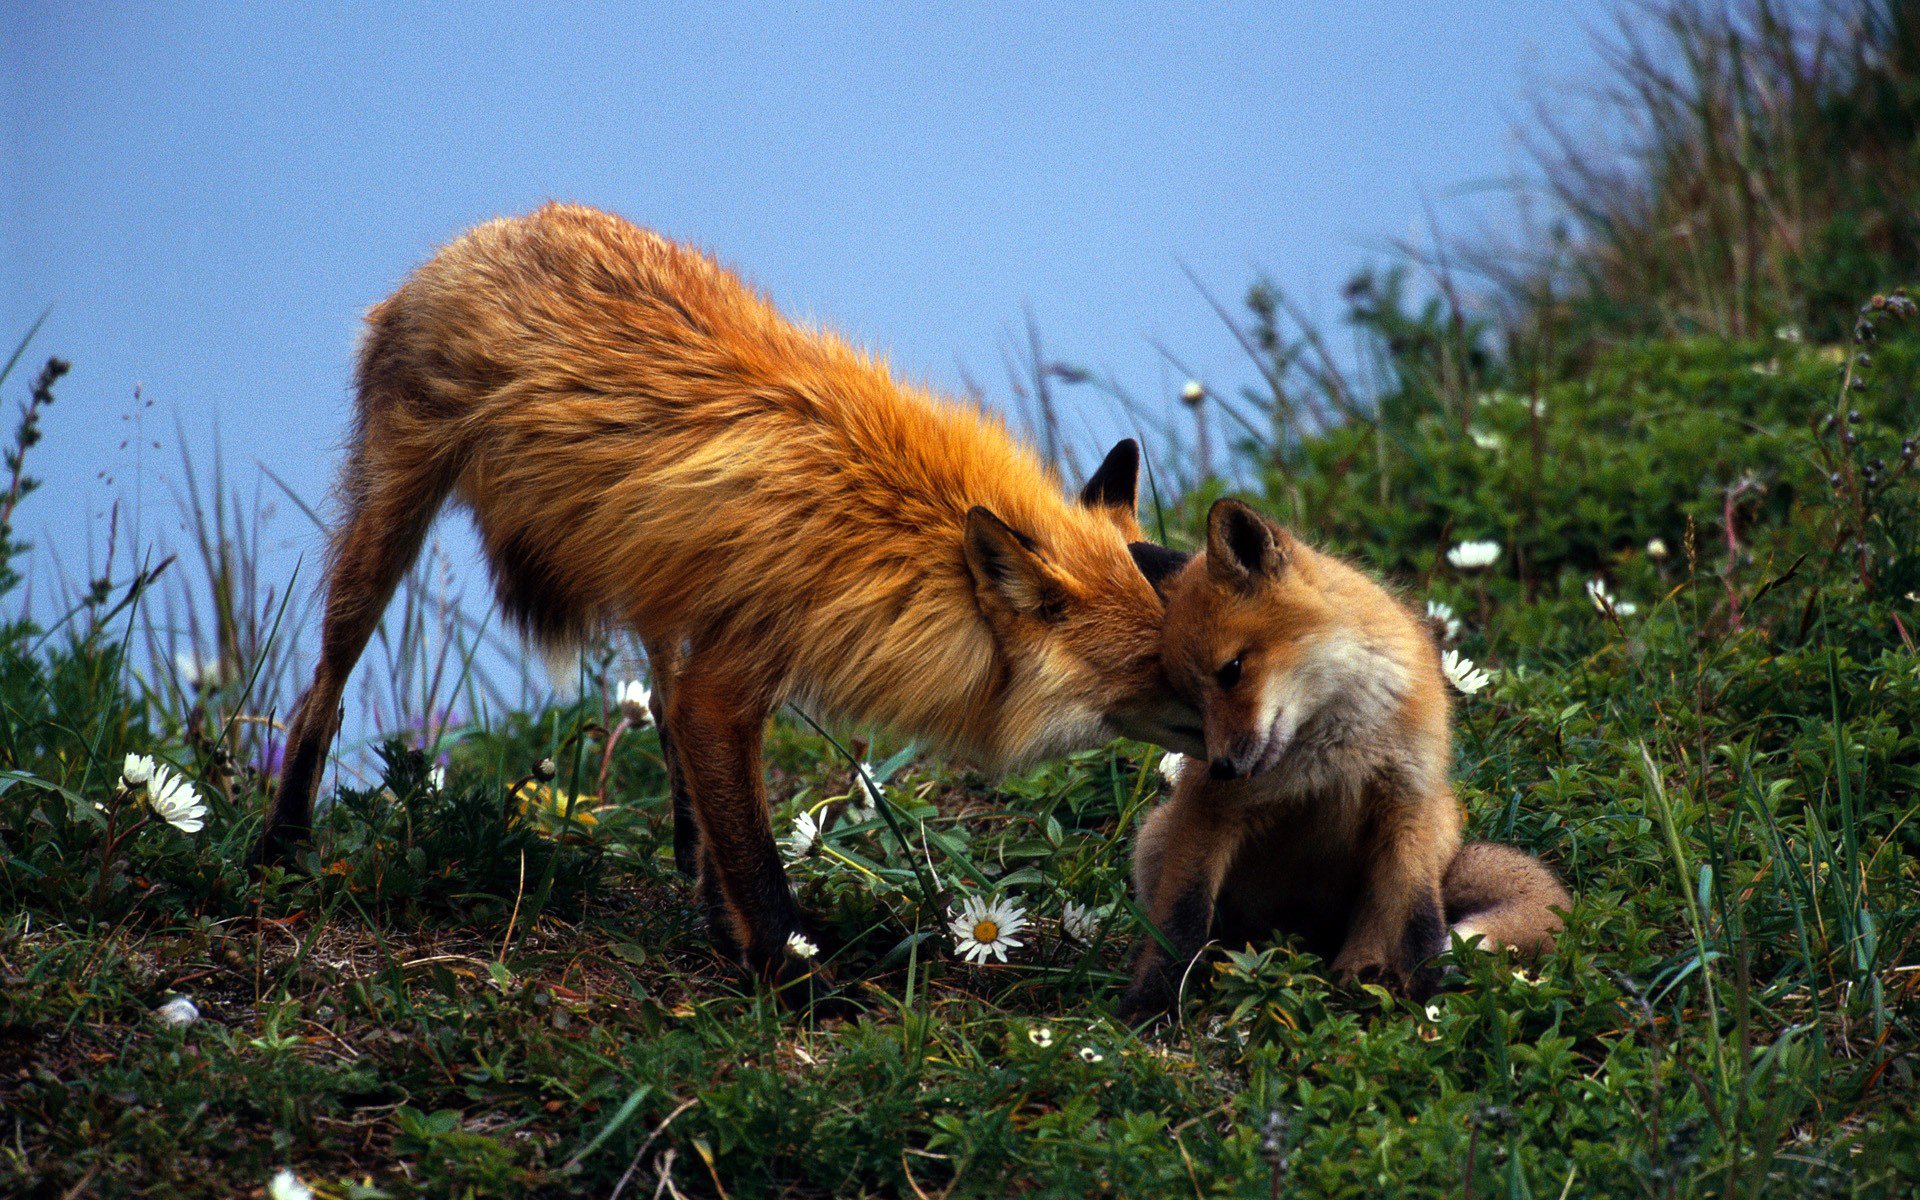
[1121,499,1568,1018]
[256,204,1202,979]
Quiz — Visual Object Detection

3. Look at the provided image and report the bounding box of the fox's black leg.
[643,640,702,879]
[665,653,802,981]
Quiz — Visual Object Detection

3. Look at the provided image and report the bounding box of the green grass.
[4,307,1919,1197]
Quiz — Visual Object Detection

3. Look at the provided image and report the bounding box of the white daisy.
[782,809,822,861]
[1156,753,1187,787]
[1469,428,1506,452]
[145,765,207,834]
[1646,537,1670,561]
[849,762,883,820]
[120,753,155,789]
[785,932,819,960]
[1440,649,1492,696]
[1027,1026,1053,1047]
[949,894,1029,964]
[154,995,200,1027]
[1446,541,1501,571]
[1078,1046,1104,1063]
[1425,600,1461,641]
[174,649,222,692]
[614,679,653,725]
[1061,901,1102,942]
[268,1170,315,1200]
[1585,578,1639,618]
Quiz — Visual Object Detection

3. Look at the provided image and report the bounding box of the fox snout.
[1205,722,1291,781]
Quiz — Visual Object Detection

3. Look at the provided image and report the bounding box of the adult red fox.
[256,203,1205,981]
[1120,499,1569,1019]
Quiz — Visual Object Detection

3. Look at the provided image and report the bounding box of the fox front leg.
[664,654,810,985]
[1331,813,1453,995]
[1119,797,1232,1022]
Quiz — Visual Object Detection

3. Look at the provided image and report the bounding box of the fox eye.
[1216,656,1243,689]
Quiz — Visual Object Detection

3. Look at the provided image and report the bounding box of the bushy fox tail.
[252,303,464,864]
[1442,841,1570,959]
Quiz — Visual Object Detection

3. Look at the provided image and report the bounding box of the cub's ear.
[1205,498,1288,588]
[1128,541,1191,599]
[1079,439,1141,529]
[964,507,1070,624]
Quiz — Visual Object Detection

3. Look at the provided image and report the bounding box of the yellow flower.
[512,781,602,837]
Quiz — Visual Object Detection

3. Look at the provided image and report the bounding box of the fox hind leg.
[254,408,455,866]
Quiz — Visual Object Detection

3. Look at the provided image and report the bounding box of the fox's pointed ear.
[1205,498,1287,588]
[964,506,1070,624]
[1128,541,1191,599]
[1079,439,1140,528]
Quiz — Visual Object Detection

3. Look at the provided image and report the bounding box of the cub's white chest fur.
[1252,631,1422,804]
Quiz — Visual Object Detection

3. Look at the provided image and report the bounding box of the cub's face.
[1161,499,1414,782]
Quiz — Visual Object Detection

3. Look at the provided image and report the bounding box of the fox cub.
[1120,499,1569,1019]
[256,204,1204,983]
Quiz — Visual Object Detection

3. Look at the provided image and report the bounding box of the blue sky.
[4,1,1603,653]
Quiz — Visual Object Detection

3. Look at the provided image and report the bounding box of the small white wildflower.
[1440,649,1492,696]
[154,995,200,1027]
[1061,901,1102,942]
[1027,1026,1053,1047]
[1775,324,1804,344]
[1512,968,1542,987]
[1156,753,1187,787]
[785,932,819,960]
[1424,1003,1443,1022]
[1079,1046,1104,1063]
[1469,428,1506,452]
[1425,600,1461,641]
[174,649,221,693]
[1181,379,1205,404]
[145,765,207,834]
[1585,578,1639,618]
[614,678,653,725]
[1446,541,1501,571]
[428,765,447,791]
[120,753,155,789]
[949,894,1029,965]
[1646,537,1670,560]
[783,809,822,861]
[849,762,883,820]
[268,1170,315,1200]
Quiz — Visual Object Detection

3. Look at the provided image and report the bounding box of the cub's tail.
[1442,841,1570,959]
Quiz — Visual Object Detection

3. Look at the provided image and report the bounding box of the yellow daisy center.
[972,919,1000,943]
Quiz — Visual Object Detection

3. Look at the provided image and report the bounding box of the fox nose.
[1208,756,1241,781]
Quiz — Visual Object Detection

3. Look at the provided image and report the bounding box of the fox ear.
[1205,498,1287,587]
[1079,439,1140,524]
[964,507,1069,624]
[1128,541,1191,599]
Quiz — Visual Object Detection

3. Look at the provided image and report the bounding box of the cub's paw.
[1332,949,1410,994]
[1117,970,1181,1027]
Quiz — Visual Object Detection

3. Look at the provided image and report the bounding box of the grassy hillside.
[4,293,1919,1196]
